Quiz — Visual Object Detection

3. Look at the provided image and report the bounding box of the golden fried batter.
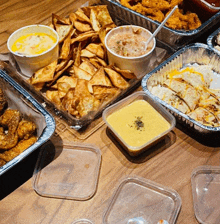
[0,109,20,150]
[0,136,37,163]
[17,119,36,140]
[0,88,7,113]
[142,0,170,11]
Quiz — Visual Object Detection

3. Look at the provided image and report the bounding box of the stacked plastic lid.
[191,166,220,224]
[32,142,101,200]
[103,177,182,224]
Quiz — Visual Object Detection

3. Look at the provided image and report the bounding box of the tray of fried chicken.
[142,43,220,140]
[102,0,220,49]
[2,1,175,130]
[0,69,55,175]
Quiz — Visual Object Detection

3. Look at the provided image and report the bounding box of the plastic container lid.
[103,177,182,224]
[191,166,220,224]
[32,142,101,200]
[72,219,94,224]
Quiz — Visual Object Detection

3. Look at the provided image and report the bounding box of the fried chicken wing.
[17,119,37,140]
[0,109,20,150]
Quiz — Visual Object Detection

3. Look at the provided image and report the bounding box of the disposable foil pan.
[0,69,56,176]
[141,43,220,140]
[102,0,220,50]
[207,26,220,54]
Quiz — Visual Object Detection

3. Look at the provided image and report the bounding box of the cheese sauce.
[107,100,171,147]
[11,33,56,56]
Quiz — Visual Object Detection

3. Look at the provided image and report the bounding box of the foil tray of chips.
[102,0,220,50]
[0,69,55,176]
[142,43,220,143]
[2,0,175,131]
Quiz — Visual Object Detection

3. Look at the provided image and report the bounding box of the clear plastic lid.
[72,219,94,224]
[191,166,220,224]
[103,177,182,224]
[32,142,101,200]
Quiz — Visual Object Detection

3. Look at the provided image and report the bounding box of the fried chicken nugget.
[142,0,170,11]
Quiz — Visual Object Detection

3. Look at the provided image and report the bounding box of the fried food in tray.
[28,5,136,122]
[119,0,202,30]
[150,64,220,127]
[0,88,37,167]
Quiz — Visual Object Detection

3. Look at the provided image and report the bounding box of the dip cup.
[105,25,156,79]
[7,24,59,78]
[103,91,175,156]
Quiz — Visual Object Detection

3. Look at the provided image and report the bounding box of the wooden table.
[0,0,220,223]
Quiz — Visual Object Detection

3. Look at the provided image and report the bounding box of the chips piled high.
[29,5,136,119]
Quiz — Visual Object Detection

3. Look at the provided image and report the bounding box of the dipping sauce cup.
[105,25,156,79]
[7,25,59,77]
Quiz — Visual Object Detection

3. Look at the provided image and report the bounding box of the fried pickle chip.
[104,67,130,89]
[55,24,73,43]
[93,85,120,104]
[74,79,100,117]
[30,60,57,85]
[86,43,105,59]
[79,60,97,76]
[110,65,136,79]
[73,65,92,80]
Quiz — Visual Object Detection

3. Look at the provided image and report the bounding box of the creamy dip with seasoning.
[107,100,170,147]
[107,28,152,57]
[11,33,56,56]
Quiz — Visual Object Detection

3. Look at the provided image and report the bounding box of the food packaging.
[207,26,220,53]
[103,177,182,224]
[0,69,55,176]
[102,91,175,156]
[7,25,59,77]
[33,142,101,200]
[142,43,220,143]
[191,166,220,224]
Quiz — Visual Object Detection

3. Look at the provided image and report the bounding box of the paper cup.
[105,25,156,79]
[7,25,59,77]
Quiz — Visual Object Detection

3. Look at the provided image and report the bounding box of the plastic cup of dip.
[105,25,156,79]
[7,24,59,78]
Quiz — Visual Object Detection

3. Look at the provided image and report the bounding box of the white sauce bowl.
[7,24,59,78]
[105,25,156,79]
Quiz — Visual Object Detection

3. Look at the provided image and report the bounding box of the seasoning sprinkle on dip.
[106,100,171,148]
[107,27,153,57]
[11,32,57,56]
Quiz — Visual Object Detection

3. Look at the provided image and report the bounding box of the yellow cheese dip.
[107,100,171,148]
[11,33,56,56]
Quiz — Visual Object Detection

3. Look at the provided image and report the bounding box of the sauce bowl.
[105,25,156,79]
[7,24,59,78]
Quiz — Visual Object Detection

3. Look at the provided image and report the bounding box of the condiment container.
[7,25,59,77]
[191,166,220,224]
[103,177,182,224]
[102,91,175,156]
[105,25,156,79]
[32,142,101,200]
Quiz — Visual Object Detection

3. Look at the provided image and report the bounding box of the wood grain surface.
[0,0,220,224]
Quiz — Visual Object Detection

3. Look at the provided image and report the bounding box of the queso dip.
[107,100,171,148]
[11,33,56,56]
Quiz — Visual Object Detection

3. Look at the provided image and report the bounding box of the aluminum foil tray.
[102,0,220,50]
[0,69,56,176]
[142,43,220,141]
[207,26,220,54]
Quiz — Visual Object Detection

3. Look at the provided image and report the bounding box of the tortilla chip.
[75,79,100,117]
[90,8,101,32]
[93,85,120,104]
[59,30,72,59]
[30,60,57,85]
[74,20,92,32]
[104,67,130,89]
[79,60,97,76]
[73,65,92,80]
[95,57,107,67]
[32,82,45,91]
[52,13,71,26]
[55,24,72,43]
[75,9,91,24]
[46,90,62,108]
[57,82,72,98]
[110,65,136,79]
[81,49,96,58]
[52,76,77,89]
[71,31,97,44]
[89,58,102,69]
[86,43,105,59]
